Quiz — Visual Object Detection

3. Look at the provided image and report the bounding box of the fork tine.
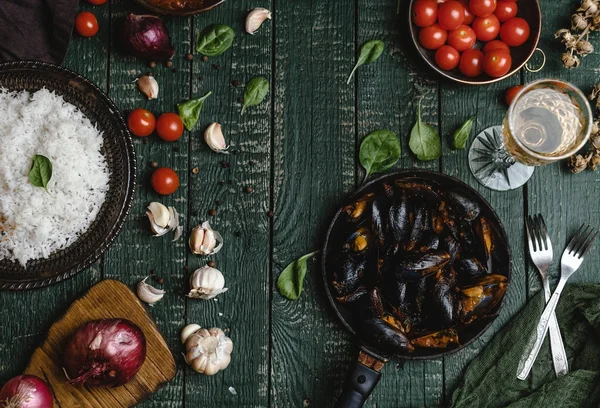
[532,214,544,251]
[566,224,588,253]
[576,227,598,258]
[572,225,593,256]
[538,214,550,251]
[525,216,536,252]
[580,230,599,257]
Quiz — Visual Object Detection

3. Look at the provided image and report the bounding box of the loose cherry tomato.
[500,17,530,46]
[413,0,439,27]
[505,85,524,105]
[438,1,465,30]
[494,1,517,22]
[458,0,475,24]
[419,24,448,50]
[75,12,99,37]
[86,0,107,4]
[483,49,512,77]
[151,167,180,195]
[469,0,497,16]
[459,49,485,77]
[156,113,184,142]
[482,39,510,53]
[472,14,500,42]
[447,25,476,51]
[435,45,461,70]
[128,108,156,137]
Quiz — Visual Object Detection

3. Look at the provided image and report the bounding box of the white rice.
[0,88,110,267]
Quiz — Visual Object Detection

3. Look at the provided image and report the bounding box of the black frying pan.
[321,170,512,407]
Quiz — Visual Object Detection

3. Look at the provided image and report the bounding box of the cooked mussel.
[405,206,430,251]
[343,193,374,221]
[332,253,367,297]
[395,250,451,280]
[411,328,460,349]
[428,267,457,328]
[474,216,496,272]
[417,231,440,252]
[438,232,460,261]
[458,274,507,323]
[336,286,368,304]
[455,258,487,284]
[344,227,373,254]
[371,199,389,248]
[444,190,481,222]
[389,190,412,243]
[395,180,440,203]
[360,317,414,353]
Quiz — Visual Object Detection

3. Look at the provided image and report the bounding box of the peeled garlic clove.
[189,221,224,256]
[188,265,228,299]
[181,323,201,344]
[137,75,159,100]
[148,202,170,228]
[245,8,271,35]
[204,123,229,154]
[137,277,166,304]
[146,211,170,236]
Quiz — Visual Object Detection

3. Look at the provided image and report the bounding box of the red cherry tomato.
[438,1,465,30]
[483,49,512,77]
[419,24,448,50]
[469,0,497,16]
[494,1,517,22]
[459,49,485,77]
[483,39,510,53]
[75,12,99,37]
[447,25,477,51]
[458,0,475,24]
[505,85,524,105]
[156,113,184,142]
[151,167,180,195]
[500,17,530,46]
[86,0,107,4]
[413,0,439,27]
[435,45,461,70]
[128,108,156,137]
[472,14,500,42]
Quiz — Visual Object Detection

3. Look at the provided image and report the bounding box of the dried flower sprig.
[555,0,600,68]
[568,85,600,173]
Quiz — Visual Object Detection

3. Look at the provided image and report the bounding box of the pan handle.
[334,350,385,408]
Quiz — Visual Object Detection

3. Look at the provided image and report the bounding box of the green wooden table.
[2,0,599,406]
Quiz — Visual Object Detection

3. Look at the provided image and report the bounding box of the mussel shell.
[439,232,460,261]
[410,328,460,349]
[394,250,451,280]
[343,193,375,221]
[427,267,457,328]
[332,253,367,297]
[474,216,496,273]
[455,258,487,284]
[417,231,440,252]
[344,227,373,254]
[444,190,481,222]
[458,274,507,323]
[371,199,389,248]
[360,317,414,353]
[405,206,429,251]
[336,286,368,304]
[395,180,441,203]
[388,190,412,243]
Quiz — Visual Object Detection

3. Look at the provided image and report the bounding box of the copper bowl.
[134,0,225,16]
[408,0,542,85]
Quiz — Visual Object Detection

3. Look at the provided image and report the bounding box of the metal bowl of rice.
[0,61,136,290]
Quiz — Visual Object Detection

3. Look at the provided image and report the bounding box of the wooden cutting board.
[24,279,176,408]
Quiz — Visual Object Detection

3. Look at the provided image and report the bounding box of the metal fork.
[517,224,599,380]
[525,214,569,377]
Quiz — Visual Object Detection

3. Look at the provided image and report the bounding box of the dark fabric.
[0,0,78,64]
[452,284,600,408]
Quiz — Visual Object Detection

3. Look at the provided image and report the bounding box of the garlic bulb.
[189,221,224,255]
[146,202,182,241]
[245,8,271,35]
[183,327,233,375]
[204,122,229,154]
[188,266,228,299]
[137,277,166,305]
[137,75,159,100]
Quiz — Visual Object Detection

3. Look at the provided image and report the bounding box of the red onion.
[122,13,175,62]
[0,375,53,408]
[62,319,146,387]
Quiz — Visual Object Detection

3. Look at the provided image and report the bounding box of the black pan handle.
[334,350,385,408]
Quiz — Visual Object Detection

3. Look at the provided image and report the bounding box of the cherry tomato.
[447,25,476,51]
[458,0,475,24]
[469,0,497,17]
[156,113,184,142]
[472,15,500,42]
[505,85,524,105]
[500,17,530,46]
[494,1,517,22]
[86,0,107,4]
[75,12,99,37]
[435,45,461,70]
[419,24,448,50]
[151,167,180,195]
[127,108,156,137]
[483,49,512,77]
[482,39,510,53]
[438,1,465,30]
[459,49,485,77]
[413,0,438,27]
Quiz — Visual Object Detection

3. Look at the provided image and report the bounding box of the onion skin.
[122,13,175,62]
[0,375,53,408]
[62,319,146,388]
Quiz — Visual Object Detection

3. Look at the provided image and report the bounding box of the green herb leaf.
[409,98,442,161]
[359,130,401,182]
[177,92,212,131]
[29,154,52,190]
[277,251,318,300]
[347,40,385,84]
[196,24,235,57]
[242,77,269,114]
[452,116,476,150]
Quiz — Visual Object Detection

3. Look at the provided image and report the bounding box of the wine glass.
[468,79,593,191]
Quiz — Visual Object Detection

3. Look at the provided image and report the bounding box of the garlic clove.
[148,202,170,228]
[204,123,229,154]
[137,75,159,100]
[245,8,271,35]
[137,277,166,304]
[181,324,201,344]
[201,228,217,254]
[146,211,170,236]
[189,227,205,254]
[172,226,183,242]
[168,206,180,229]
[189,221,224,255]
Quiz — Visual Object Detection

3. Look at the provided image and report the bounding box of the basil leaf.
[29,154,52,190]
[242,77,269,114]
[359,129,401,181]
[409,98,442,161]
[347,40,385,84]
[452,116,476,150]
[196,24,235,57]
[177,92,212,131]
[277,251,318,300]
